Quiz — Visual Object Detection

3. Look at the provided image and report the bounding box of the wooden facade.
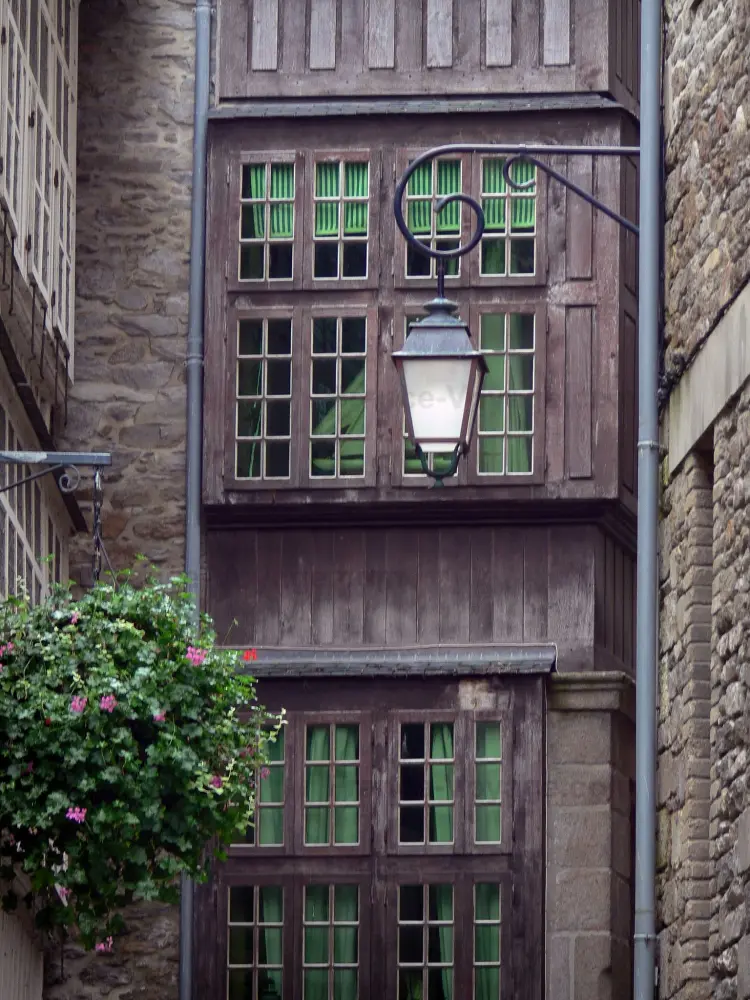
[216,0,640,114]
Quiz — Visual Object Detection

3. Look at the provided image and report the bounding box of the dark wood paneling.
[547,525,596,668]
[566,156,594,280]
[216,0,631,105]
[594,527,635,672]
[565,307,593,479]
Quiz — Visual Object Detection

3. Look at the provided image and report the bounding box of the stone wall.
[710,383,750,1000]
[663,0,749,369]
[61,0,194,583]
[656,452,712,1000]
[46,0,194,995]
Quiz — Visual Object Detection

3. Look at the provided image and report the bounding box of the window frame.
[303,148,381,292]
[464,301,548,486]
[300,305,380,490]
[228,150,305,294]
[224,304,303,492]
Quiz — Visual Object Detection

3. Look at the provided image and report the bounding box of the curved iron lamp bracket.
[414,443,463,489]
[393,142,641,269]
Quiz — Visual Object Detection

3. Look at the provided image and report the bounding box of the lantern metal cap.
[392,297,488,369]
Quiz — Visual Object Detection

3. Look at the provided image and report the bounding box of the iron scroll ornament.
[393,142,641,264]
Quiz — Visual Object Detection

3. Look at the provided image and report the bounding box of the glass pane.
[334,969,358,1000]
[476,723,502,758]
[266,401,291,437]
[312,398,337,435]
[229,926,254,965]
[265,442,290,478]
[306,765,330,803]
[429,764,454,800]
[237,400,262,438]
[315,242,339,278]
[305,885,330,922]
[334,926,358,964]
[399,924,423,963]
[428,925,452,963]
[335,765,358,801]
[399,971,423,1000]
[260,767,284,804]
[341,359,365,394]
[344,161,368,198]
[259,886,282,919]
[476,762,501,800]
[400,885,423,921]
[259,927,283,963]
[340,406,365,437]
[509,238,535,274]
[401,764,424,801]
[312,359,337,396]
[476,805,502,843]
[238,359,262,397]
[311,441,336,477]
[266,730,285,763]
[305,969,329,998]
[270,163,294,203]
[407,241,431,276]
[306,806,330,844]
[258,809,284,845]
[307,726,331,761]
[506,439,532,475]
[480,314,506,351]
[342,241,367,277]
[429,805,453,843]
[239,319,263,356]
[479,397,504,433]
[230,886,255,923]
[474,925,499,962]
[483,355,505,393]
[243,163,265,199]
[240,244,264,280]
[479,439,504,475]
[266,360,291,396]
[267,319,292,354]
[400,806,424,843]
[481,239,506,275]
[401,724,425,760]
[508,394,533,428]
[334,806,359,844]
[241,202,264,239]
[475,968,500,1000]
[430,724,453,759]
[236,441,261,479]
[509,313,534,351]
[341,317,366,354]
[313,317,338,354]
[228,969,253,1000]
[334,885,359,921]
[259,970,282,998]
[316,161,340,199]
[475,883,500,921]
[305,927,329,963]
[428,967,453,1000]
[510,195,536,232]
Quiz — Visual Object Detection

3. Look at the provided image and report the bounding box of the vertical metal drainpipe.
[634,0,662,996]
[181,0,211,996]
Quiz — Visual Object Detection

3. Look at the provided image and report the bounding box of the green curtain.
[258,731,284,846]
[310,368,366,475]
[510,160,536,230]
[305,727,331,845]
[507,356,532,474]
[333,885,358,999]
[315,163,340,237]
[433,885,453,1000]
[334,725,359,845]
[407,162,432,235]
[258,886,283,1000]
[238,357,264,479]
[429,725,453,845]
[304,885,358,1000]
[482,159,506,231]
[248,165,265,239]
[270,163,294,238]
[436,160,460,233]
[473,884,500,1000]
[475,725,501,843]
[344,162,368,235]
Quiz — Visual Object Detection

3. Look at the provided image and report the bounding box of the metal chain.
[91,468,103,584]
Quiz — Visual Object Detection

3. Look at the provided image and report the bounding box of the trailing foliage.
[0,575,276,949]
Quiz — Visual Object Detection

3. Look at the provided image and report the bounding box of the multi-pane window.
[239,728,286,848]
[397,884,454,1000]
[235,317,293,481]
[405,158,462,278]
[398,722,455,845]
[304,723,360,846]
[476,313,535,476]
[309,316,367,480]
[239,161,296,281]
[313,160,370,280]
[227,885,284,1000]
[303,884,360,999]
[0,0,77,344]
[473,884,502,999]
[474,723,502,844]
[480,158,537,277]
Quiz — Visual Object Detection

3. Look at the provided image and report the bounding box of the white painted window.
[0,0,78,348]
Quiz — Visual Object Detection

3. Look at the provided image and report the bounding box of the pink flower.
[25,762,34,774]
[70,611,80,625]
[186,645,207,666]
[153,710,166,723]
[260,767,271,780]
[57,886,71,903]
[209,775,223,789]
[95,936,113,953]
[0,642,13,658]
[99,695,117,713]
[70,696,88,714]
[66,807,87,824]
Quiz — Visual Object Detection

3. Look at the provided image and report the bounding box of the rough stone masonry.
[49,0,194,994]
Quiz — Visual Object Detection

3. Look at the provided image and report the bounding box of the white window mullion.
[0,1,30,265]
[26,86,55,304]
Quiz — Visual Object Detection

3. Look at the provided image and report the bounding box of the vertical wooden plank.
[469,527,494,641]
[565,307,593,479]
[485,0,512,67]
[332,529,365,644]
[523,527,548,642]
[614,541,624,662]
[455,0,481,70]
[417,528,441,644]
[576,0,609,92]
[425,0,453,68]
[438,527,471,642]
[492,528,525,642]
[605,534,616,654]
[255,531,282,646]
[547,526,595,668]
[565,156,593,280]
[218,0,250,97]
[363,529,387,646]
[367,0,396,68]
[543,0,570,65]
[624,551,634,669]
[545,304,565,484]
[281,0,307,72]
[309,0,337,69]
[396,0,423,76]
[251,0,279,71]
[340,0,364,71]
[206,532,257,647]
[594,527,606,650]
[517,0,540,68]
[385,529,418,645]
[279,530,313,645]
[311,529,335,645]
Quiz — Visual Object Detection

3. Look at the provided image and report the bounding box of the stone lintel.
[549,671,635,720]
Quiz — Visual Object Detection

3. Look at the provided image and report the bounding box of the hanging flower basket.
[0,574,277,950]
